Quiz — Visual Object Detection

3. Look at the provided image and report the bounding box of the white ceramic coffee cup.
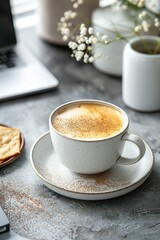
[49,100,146,174]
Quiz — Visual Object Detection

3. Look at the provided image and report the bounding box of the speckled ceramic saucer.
[30,132,154,201]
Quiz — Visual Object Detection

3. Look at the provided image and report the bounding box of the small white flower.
[73,2,78,8]
[80,27,87,36]
[80,24,85,29]
[138,0,145,7]
[70,12,77,18]
[60,17,65,22]
[88,27,94,35]
[127,0,145,7]
[101,35,108,42]
[84,59,88,63]
[138,11,147,19]
[78,43,86,51]
[62,22,67,28]
[77,36,86,44]
[87,46,92,52]
[78,0,83,4]
[61,28,68,35]
[96,32,101,39]
[154,18,160,27]
[88,36,94,44]
[64,10,71,19]
[85,39,89,44]
[84,53,89,60]
[63,28,70,35]
[142,20,150,32]
[83,53,89,63]
[68,41,78,50]
[92,37,99,44]
[63,35,68,41]
[134,25,142,33]
[155,22,160,27]
[88,56,94,63]
[82,36,87,43]
[75,50,84,61]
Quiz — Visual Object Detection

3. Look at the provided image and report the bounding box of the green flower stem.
[140,37,154,54]
[153,40,160,54]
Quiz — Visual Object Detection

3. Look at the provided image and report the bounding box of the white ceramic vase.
[92,6,159,76]
[122,36,160,112]
[37,0,99,45]
[145,0,160,15]
[92,7,134,76]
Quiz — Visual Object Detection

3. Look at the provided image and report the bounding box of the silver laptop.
[0,0,59,101]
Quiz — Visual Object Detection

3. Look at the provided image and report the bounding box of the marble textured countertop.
[0,27,160,240]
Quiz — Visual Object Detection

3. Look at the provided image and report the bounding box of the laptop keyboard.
[0,49,25,71]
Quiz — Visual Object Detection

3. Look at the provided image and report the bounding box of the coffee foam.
[52,103,125,140]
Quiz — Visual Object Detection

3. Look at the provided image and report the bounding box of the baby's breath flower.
[75,50,84,61]
[142,20,150,32]
[78,43,86,51]
[67,21,109,63]
[68,41,78,50]
[73,3,78,9]
[58,0,160,63]
[78,37,85,44]
[73,0,83,9]
[63,28,70,35]
[101,35,108,43]
[92,37,99,44]
[60,17,65,22]
[127,0,145,7]
[96,32,101,39]
[64,10,72,20]
[80,27,87,36]
[87,46,92,52]
[84,53,89,59]
[63,35,69,41]
[154,18,160,27]
[88,35,94,44]
[137,0,145,7]
[134,25,142,33]
[138,11,147,19]
[88,56,94,63]
[83,53,89,63]
[78,0,83,4]
[88,27,94,35]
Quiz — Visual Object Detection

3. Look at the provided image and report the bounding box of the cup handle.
[117,132,146,165]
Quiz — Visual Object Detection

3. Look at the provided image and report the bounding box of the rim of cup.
[127,35,160,58]
[49,99,129,142]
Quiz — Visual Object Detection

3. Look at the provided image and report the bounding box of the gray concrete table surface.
[0,27,160,240]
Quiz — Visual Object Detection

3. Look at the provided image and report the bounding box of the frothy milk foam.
[52,103,125,140]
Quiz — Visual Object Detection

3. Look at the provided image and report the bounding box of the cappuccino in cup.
[52,103,125,140]
[49,100,145,174]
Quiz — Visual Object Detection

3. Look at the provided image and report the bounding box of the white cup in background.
[123,36,160,112]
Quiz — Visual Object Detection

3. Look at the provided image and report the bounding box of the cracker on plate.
[0,126,20,162]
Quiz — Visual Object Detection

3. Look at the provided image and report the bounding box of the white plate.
[30,132,154,201]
